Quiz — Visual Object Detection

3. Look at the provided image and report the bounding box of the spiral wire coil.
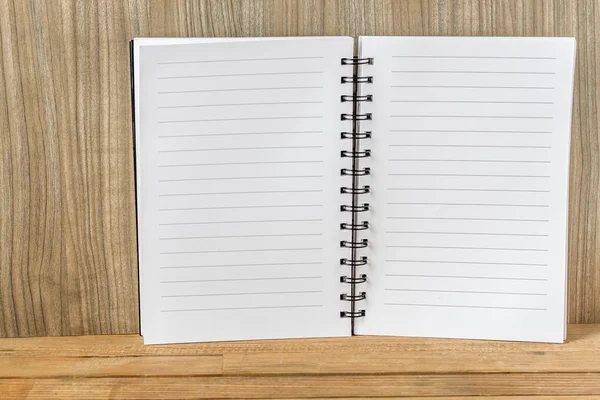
[339,57,372,322]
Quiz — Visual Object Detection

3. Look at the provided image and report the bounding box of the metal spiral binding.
[341,131,371,139]
[341,292,367,301]
[340,57,372,323]
[341,167,370,176]
[341,113,372,120]
[341,239,369,249]
[341,94,373,102]
[341,57,374,65]
[340,222,369,230]
[340,186,370,195]
[340,256,368,266]
[341,150,371,158]
[341,274,368,284]
[341,76,374,84]
[340,310,366,318]
[340,203,369,212]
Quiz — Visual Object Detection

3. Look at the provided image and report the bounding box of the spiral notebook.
[131,36,576,344]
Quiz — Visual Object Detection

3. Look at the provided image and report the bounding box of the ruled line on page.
[385,260,548,267]
[384,274,547,281]
[159,233,323,240]
[390,100,554,104]
[157,116,324,123]
[158,130,323,138]
[158,175,323,182]
[158,56,325,64]
[158,86,324,94]
[161,305,324,313]
[385,231,549,237]
[160,248,324,255]
[385,246,548,252]
[385,289,547,296]
[159,204,323,211]
[386,202,549,207]
[389,145,552,149]
[383,304,547,311]
[389,115,553,119]
[161,290,323,298]
[391,70,556,75]
[390,86,555,89]
[161,276,322,283]
[158,101,325,109]
[158,189,323,197]
[159,219,323,226]
[388,173,551,178]
[388,159,551,163]
[387,188,551,192]
[158,146,324,153]
[391,55,556,60]
[389,129,552,134]
[160,262,324,269]
[159,161,323,168]
[387,217,549,222]
[158,71,325,79]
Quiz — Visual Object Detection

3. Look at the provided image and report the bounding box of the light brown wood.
[0,326,600,399]
[276,398,600,400]
[0,324,596,358]
[0,0,141,338]
[0,355,222,379]
[2,374,600,399]
[274,398,600,400]
[0,0,599,337]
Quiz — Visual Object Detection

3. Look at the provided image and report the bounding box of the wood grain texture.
[0,0,142,337]
[0,355,222,379]
[0,323,595,357]
[0,0,599,337]
[3,375,600,399]
[0,326,600,399]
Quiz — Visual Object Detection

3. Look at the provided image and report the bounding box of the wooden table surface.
[0,324,598,399]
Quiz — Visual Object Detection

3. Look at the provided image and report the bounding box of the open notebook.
[131,36,576,344]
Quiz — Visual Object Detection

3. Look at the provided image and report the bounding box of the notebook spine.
[340,57,373,324]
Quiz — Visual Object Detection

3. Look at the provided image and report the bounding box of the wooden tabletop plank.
[0,355,222,379]
[0,324,598,358]
[1,374,600,399]
[274,398,600,400]
[2,326,600,397]
[222,348,600,374]
[277,398,600,400]
[0,326,599,378]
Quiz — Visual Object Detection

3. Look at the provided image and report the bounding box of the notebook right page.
[357,37,575,342]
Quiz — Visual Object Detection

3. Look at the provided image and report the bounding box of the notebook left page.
[134,37,352,344]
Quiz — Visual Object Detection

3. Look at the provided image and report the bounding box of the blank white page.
[135,37,352,344]
[356,37,575,342]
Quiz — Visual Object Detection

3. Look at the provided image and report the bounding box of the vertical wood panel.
[0,0,598,337]
[0,0,144,337]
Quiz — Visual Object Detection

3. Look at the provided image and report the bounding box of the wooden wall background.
[0,0,598,338]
